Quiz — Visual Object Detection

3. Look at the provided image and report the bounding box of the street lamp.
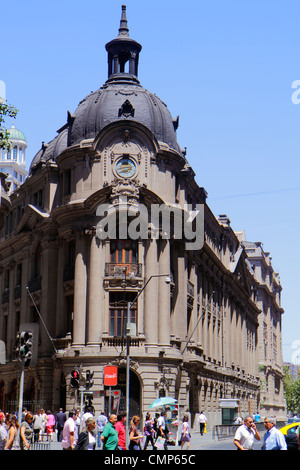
[125,273,171,448]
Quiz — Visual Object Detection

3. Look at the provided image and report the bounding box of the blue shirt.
[96,414,108,432]
[263,426,287,450]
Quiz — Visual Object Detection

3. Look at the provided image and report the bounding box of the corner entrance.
[104,367,141,420]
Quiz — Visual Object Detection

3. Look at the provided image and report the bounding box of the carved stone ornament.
[110,178,140,205]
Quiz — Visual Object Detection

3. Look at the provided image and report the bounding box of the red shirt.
[115,420,126,450]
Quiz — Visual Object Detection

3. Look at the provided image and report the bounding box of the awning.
[220,399,239,409]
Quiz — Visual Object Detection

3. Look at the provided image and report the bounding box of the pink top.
[46,414,55,426]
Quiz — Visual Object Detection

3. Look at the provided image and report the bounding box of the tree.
[283,365,300,415]
[283,366,295,413]
[0,100,18,149]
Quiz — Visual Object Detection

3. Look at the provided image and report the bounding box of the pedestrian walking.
[45,410,55,441]
[233,416,261,450]
[143,412,156,450]
[115,411,127,450]
[61,410,79,450]
[75,417,96,450]
[5,414,20,450]
[40,408,47,433]
[156,411,168,450]
[0,414,8,450]
[180,415,191,450]
[75,408,81,436]
[20,412,34,450]
[32,409,43,442]
[198,411,207,436]
[262,417,287,450]
[96,411,108,448]
[82,406,94,430]
[55,408,67,442]
[101,414,118,450]
[129,415,143,450]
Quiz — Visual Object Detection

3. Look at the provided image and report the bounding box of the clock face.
[115,157,136,178]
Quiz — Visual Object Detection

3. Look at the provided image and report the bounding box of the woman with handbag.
[129,416,143,450]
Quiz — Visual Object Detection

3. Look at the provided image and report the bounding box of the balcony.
[27,276,42,293]
[102,336,145,349]
[105,263,142,278]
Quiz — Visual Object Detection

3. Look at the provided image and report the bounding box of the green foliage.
[0,100,18,149]
[283,365,300,414]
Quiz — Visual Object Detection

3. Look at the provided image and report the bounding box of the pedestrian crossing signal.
[71,369,80,388]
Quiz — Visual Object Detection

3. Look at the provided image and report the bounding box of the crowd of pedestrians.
[0,407,61,450]
[0,404,199,451]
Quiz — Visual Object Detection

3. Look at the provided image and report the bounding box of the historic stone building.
[0,6,284,427]
[236,231,285,419]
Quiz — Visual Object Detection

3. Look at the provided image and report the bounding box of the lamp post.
[125,273,171,449]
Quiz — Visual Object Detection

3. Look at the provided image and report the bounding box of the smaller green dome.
[8,125,27,143]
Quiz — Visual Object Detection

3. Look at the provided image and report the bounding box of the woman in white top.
[75,418,96,450]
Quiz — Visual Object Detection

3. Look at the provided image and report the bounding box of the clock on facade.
[115,156,136,178]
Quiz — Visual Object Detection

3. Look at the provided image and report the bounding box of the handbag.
[154,436,165,449]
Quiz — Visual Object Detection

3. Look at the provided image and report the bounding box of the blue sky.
[2,0,300,362]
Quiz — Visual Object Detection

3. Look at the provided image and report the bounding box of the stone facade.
[236,231,286,419]
[0,7,285,427]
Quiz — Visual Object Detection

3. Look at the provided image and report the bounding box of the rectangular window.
[110,240,137,264]
[64,169,71,196]
[109,292,137,337]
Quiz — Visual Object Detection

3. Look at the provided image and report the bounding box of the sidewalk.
[48,428,223,451]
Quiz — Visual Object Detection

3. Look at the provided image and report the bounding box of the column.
[55,239,65,338]
[158,239,170,347]
[144,239,159,347]
[87,235,105,345]
[72,232,87,347]
[173,246,187,343]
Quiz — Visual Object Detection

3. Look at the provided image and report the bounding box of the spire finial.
[118,5,129,37]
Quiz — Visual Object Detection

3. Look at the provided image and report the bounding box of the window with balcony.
[106,240,141,277]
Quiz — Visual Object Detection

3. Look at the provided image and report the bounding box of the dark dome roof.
[29,5,181,175]
[68,80,180,152]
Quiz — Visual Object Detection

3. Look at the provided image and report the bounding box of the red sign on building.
[104,366,118,386]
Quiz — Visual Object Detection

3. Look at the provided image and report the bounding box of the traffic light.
[71,369,80,388]
[86,370,94,390]
[16,331,33,366]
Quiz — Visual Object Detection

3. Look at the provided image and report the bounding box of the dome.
[29,5,181,175]
[8,125,27,143]
[29,128,68,174]
[68,81,180,152]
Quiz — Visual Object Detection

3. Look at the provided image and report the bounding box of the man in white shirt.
[234,416,261,450]
[156,411,168,449]
[82,407,94,430]
[61,410,79,450]
[198,412,207,435]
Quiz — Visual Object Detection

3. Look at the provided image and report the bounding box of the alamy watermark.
[291,80,300,104]
[95,197,204,250]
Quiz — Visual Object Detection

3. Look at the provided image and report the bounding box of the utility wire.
[209,186,300,201]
